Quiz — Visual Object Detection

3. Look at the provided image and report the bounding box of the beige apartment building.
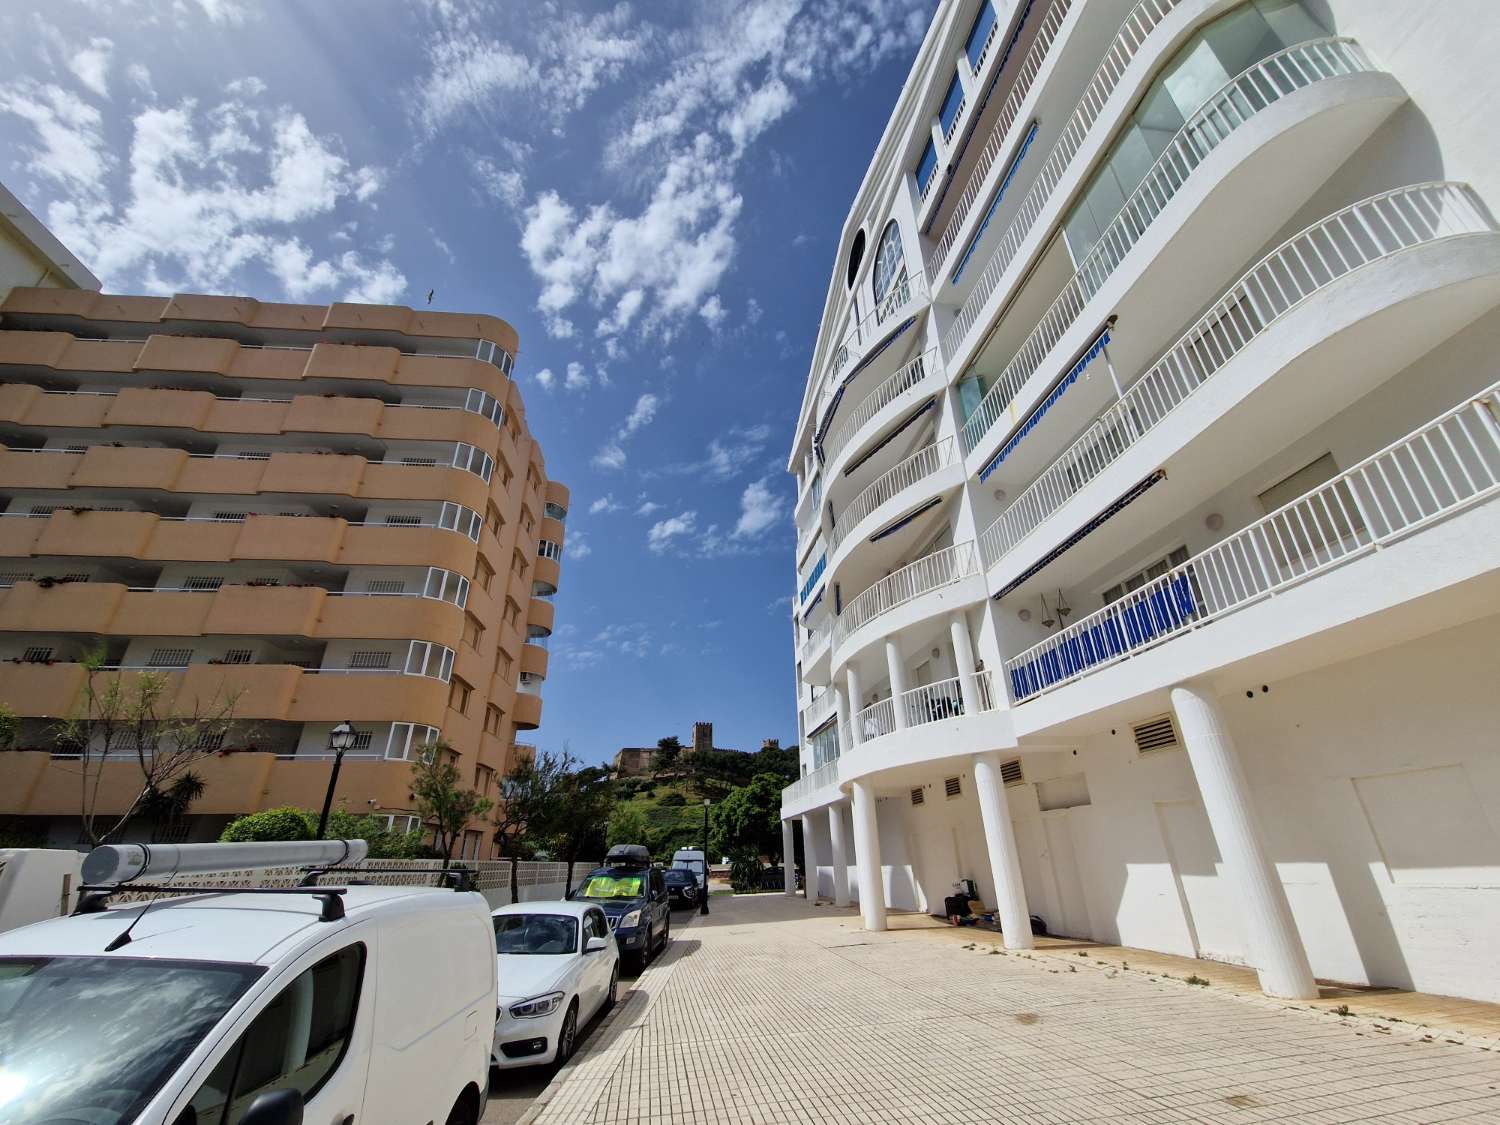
[0,196,567,854]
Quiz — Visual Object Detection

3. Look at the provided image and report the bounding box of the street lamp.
[315,720,360,839]
[700,798,711,916]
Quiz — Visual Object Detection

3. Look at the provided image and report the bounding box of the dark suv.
[571,845,671,972]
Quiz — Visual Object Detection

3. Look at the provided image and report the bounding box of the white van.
[0,843,496,1125]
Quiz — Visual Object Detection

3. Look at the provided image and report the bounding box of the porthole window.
[872,221,906,302]
[845,229,866,290]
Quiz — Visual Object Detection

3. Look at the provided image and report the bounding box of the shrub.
[220,807,313,842]
[656,790,686,807]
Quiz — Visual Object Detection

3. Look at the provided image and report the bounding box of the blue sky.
[0,0,931,766]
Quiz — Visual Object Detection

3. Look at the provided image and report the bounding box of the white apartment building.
[782,0,1500,1003]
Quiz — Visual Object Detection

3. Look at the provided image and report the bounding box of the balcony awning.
[993,468,1165,599]
[870,495,943,543]
[814,316,918,453]
[950,120,1039,284]
[978,328,1111,484]
[844,399,936,478]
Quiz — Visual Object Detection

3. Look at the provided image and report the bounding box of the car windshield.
[493,914,578,955]
[575,873,644,900]
[0,955,263,1125]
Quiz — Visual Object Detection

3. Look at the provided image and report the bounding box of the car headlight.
[619,909,641,929]
[508,992,565,1020]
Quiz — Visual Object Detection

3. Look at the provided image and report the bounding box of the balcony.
[819,349,940,484]
[832,542,984,663]
[978,183,1500,575]
[852,672,998,742]
[801,689,837,733]
[1004,381,1500,703]
[825,271,930,390]
[781,760,841,819]
[960,37,1393,468]
[513,691,543,731]
[829,440,961,568]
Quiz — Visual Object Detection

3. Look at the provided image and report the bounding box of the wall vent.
[910,787,925,806]
[1132,715,1180,754]
[944,776,962,799]
[1000,759,1024,787]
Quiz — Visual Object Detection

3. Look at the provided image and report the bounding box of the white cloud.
[589,494,623,515]
[534,367,556,392]
[746,297,763,325]
[647,510,697,553]
[622,392,658,435]
[183,0,253,24]
[592,442,627,471]
[731,476,786,540]
[0,81,108,191]
[636,498,663,517]
[125,63,152,92]
[568,531,593,560]
[564,361,590,391]
[68,38,114,99]
[472,154,525,209]
[698,294,726,328]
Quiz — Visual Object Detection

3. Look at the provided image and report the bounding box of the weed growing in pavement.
[1185,974,1210,987]
[1076,951,1088,957]
[1068,965,1077,972]
[1332,1004,1351,1017]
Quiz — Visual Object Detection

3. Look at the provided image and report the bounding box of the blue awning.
[814,317,917,450]
[950,120,1039,284]
[977,329,1111,484]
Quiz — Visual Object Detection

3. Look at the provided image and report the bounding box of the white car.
[490,900,619,1070]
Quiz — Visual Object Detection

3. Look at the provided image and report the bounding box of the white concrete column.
[850,779,887,931]
[800,814,820,902]
[949,610,980,714]
[827,804,851,907]
[885,638,909,729]
[1170,682,1317,999]
[833,685,852,757]
[781,820,796,896]
[973,751,1033,950]
[846,665,865,746]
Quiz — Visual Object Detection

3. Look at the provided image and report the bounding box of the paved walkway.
[526,894,1500,1124]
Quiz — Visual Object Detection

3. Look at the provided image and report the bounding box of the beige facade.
[0,287,566,853]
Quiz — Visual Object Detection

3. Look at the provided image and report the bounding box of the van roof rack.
[300,865,477,893]
[74,883,349,923]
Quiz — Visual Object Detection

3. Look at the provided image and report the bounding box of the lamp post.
[315,720,359,839]
[700,798,711,916]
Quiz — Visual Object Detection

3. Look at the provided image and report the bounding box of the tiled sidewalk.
[528,895,1500,1124]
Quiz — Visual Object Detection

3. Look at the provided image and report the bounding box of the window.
[462,614,485,650]
[485,504,503,537]
[965,0,997,71]
[385,722,440,761]
[937,72,964,139]
[453,443,494,482]
[148,648,193,667]
[501,465,515,490]
[871,220,906,303]
[496,649,514,679]
[522,510,535,535]
[544,502,568,521]
[364,579,406,594]
[484,704,504,735]
[1102,546,1189,605]
[503,598,521,628]
[465,387,503,426]
[845,228,866,289]
[405,640,455,681]
[511,549,528,578]
[476,556,495,593]
[526,467,540,493]
[424,568,469,608]
[347,650,392,670]
[350,729,374,753]
[223,649,255,665]
[438,502,482,542]
[185,576,225,591]
[915,139,939,197]
[448,677,473,714]
[183,945,364,1125]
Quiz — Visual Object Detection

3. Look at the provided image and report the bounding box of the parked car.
[490,901,618,1071]
[661,866,700,907]
[0,840,496,1125]
[571,845,671,972]
[670,848,708,899]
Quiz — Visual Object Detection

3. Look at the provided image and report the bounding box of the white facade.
[783,0,1500,1002]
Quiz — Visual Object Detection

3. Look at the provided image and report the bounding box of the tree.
[550,761,613,895]
[652,735,681,779]
[411,739,493,869]
[492,749,571,903]
[749,742,799,786]
[219,805,435,858]
[58,650,242,846]
[606,804,650,849]
[139,772,206,843]
[709,772,786,861]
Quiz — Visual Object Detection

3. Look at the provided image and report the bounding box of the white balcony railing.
[853,697,897,742]
[828,271,929,383]
[853,671,1000,745]
[834,541,981,648]
[944,0,1186,356]
[1005,380,1500,701]
[783,760,840,808]
[802,689,837,732]
[821,349,939,472]
[830,439,956,553]
[927,0,1073,277]
[800,612,833,661]
[960,37,1376,459]
[978,183,1493,569]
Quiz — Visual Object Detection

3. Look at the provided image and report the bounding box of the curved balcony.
[526,598,555,638]
[781,760,842,819]
[961,36,1393,467]
[1004,381,1500,703]
[819,349,941,485]
[798,611,833,678]
[839,671,1018,783]
[520,642,549,679]
[832,542,985,666]
[925,0,1072,280]
[824,271,930,391]
[544,480,570,515]
[513,691,543,731]
[828,440,963,573]
[978,183,1500,573]
[801,688,837,733]
[533,554,560,597]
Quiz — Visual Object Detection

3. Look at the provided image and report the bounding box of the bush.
[656,790,686,807]
[220,807,314,842]
[727,848,761,893]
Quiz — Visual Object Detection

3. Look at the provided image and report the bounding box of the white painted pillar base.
[973,751,1033,950]
[828,804,851,907]
[850,779,887,931]
[800,814,820,903]
[1170,682,1318,1000]
[885,638,909,729]
[781,820,796,896]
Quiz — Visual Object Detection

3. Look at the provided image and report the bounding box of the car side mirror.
[238,1089,304,1125]
[585,936,611,954]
